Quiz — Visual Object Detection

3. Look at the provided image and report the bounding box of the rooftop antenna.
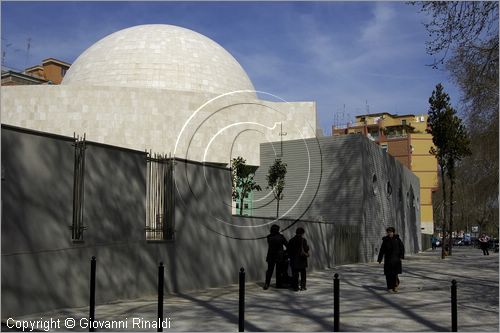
[334,105,344,128]
[25,37,31,68]
[1,37,12,68]
[343,104,347,126]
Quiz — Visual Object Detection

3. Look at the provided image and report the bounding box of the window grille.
[146,153,174,241]
[71,134,87,241]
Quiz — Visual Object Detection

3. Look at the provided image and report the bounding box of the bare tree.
[413,1,499,238]
[412,1,498,68]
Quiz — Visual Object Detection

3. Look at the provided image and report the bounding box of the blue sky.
[1,1,461,134]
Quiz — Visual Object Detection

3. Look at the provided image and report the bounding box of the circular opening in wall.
[372,174,378,195]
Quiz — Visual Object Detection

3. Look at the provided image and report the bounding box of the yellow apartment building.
[333,112,438,234]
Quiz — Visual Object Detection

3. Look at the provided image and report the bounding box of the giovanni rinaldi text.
[6,317,172,331]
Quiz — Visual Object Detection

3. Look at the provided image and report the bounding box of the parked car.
[453,237,464,246]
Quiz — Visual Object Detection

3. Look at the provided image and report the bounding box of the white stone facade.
[1,24,317,165]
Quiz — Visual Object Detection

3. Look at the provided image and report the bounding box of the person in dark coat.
[264,224,288,290]
[377,227,405,293]
[288,227,310,291]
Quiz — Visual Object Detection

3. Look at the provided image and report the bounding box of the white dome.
[62,24,256,96]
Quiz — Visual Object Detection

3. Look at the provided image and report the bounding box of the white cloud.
[360,2,397,45]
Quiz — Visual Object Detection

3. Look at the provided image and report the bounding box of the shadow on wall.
[308,137,363,267]
[173,160,271,288]
[361,137,421,260]
[1,128,78,318]
[1,126,421,319]
[250,135,420,268]
[2,127,164,317]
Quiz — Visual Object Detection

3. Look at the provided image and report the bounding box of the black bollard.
[451,280,457,332]
[239,267,245,332]
[333,273,339,332]
[89,256,96,332]
[158,262,164,332]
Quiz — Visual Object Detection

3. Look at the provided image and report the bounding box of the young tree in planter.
[266,158,287,218]
[231,157,261,216]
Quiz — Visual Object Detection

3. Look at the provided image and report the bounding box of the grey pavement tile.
[4,247,498,332]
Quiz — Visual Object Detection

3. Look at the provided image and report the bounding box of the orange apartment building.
[333,112,438,234]
[1,58,70,86]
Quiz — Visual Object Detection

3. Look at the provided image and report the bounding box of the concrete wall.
[252,135,421,265]
[252,136,364,224]
[0,85,316,166]
[1,125,240,317]
[1,126,421,319]
[360,136,421,262]
[1,126,154,317]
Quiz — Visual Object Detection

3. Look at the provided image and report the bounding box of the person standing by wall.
[479,233,490,256]
[264,224,288,290]
[288,227,310,291]
[378,227,405,293]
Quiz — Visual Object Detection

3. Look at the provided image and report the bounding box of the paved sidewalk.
[4,247,499,332]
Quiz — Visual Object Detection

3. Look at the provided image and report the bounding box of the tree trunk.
[240,196,244,216]
[440,167,447,259]
[276,198,280,218]
[448,177,455,255]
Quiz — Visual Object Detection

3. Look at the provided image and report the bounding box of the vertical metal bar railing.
[72,133,86,240]
[146,153,173,241]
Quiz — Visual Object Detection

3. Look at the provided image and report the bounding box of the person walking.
[288,227,310,291]
[377,227,405,293]
[264,224,288,290]
[431,234,437,250]
[479,233,490,256]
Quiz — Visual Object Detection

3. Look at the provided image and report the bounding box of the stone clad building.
[1,24,421,318]
[332,112,437,234]
[1,24,316,166]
